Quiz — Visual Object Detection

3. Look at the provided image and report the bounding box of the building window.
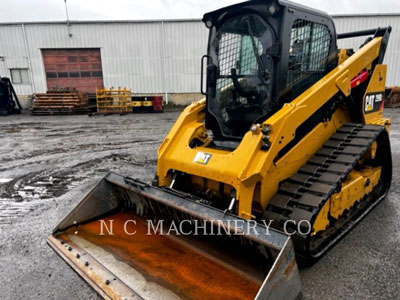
[10,68,30,84]
[92,71,103,78]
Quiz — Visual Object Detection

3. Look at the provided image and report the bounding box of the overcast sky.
[0,0,399,22]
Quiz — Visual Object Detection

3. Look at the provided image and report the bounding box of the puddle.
[0,178,13,184]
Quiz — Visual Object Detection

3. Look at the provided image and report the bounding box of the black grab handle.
[201,55,210,96]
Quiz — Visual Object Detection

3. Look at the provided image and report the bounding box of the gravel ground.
[0,109,399,300]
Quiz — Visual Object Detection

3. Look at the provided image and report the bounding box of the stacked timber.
[31,88,88,115]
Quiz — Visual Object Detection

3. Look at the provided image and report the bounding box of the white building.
[0,14,399,107]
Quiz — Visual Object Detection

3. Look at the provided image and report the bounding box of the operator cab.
[202,0,338,142]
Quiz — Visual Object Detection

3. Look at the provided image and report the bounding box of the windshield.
[208,14,274,138]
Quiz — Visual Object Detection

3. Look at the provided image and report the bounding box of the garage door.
[42,49,103,93]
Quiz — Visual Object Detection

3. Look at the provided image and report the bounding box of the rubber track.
[264,123,385,256]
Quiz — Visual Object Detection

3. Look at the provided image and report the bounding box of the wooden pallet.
[32,89,89,115]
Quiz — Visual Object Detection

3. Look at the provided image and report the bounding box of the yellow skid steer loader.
[48,1,392,299]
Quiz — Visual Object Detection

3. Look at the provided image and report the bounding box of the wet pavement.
[0,109,399,299]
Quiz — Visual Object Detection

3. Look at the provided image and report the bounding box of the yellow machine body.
[157,37,390,221]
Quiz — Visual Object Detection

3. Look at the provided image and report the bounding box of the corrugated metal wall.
[333,15,400,86]
[0,20,208,96]
[163,22,208,93]
[0,25,33,95]
[0,15,399,96]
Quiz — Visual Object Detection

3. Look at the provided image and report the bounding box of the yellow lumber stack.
[96,87,133,115]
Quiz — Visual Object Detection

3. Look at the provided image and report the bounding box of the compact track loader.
[48,1,392,299]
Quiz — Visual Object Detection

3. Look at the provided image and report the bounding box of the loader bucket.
[48,172,302,300]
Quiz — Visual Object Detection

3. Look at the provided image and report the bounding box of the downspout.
[21,23,36,93]
[161,21,169,104]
